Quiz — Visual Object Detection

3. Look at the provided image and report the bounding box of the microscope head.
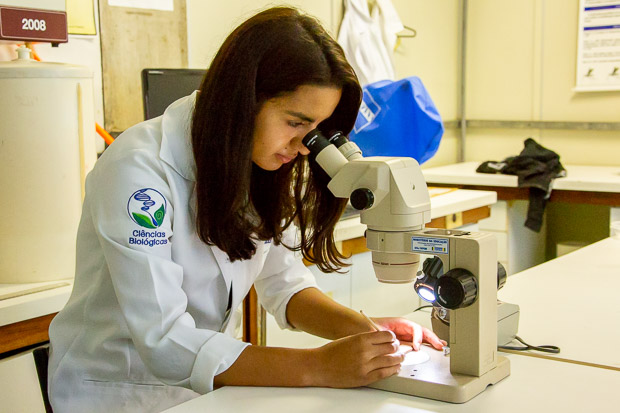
[303,129,431,283]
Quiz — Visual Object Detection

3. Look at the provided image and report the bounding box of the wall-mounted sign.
[0,6,68,43]
[575,0,620,92]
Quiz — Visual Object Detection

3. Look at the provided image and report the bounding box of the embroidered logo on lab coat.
[127,188,167,229]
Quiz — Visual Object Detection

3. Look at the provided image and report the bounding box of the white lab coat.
[337,0,403,86]
[48,92,319,412]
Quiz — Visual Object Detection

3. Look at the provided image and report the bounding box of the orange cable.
[96,123,115,146]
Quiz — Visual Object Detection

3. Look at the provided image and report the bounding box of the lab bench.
[164,236,620,413]
[405,237,620,371]
[497,237,620,370]
[422,162,620,275]
[162,352,619,413]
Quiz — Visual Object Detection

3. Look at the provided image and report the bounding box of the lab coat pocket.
[81,379,196,412]
[82,378,166,389]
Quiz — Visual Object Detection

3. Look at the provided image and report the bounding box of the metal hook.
[397,25,417,38]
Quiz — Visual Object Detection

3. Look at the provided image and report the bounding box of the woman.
[48,7,444,412]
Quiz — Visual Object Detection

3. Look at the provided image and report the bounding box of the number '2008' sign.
[0,6,67,43]
[22,18,47,32]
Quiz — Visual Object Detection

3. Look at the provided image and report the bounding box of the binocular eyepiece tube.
[302,129,363,178]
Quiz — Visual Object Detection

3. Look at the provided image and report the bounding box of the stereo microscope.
[302,130,510,403]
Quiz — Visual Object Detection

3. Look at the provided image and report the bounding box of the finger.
[368,353,405,371]
[366,364,401,384]
[412,323,423,351]
[365,330,398,344]
[422,326,446,350]
[369,341,400,357]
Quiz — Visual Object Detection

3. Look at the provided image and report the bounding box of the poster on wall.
[575,0,620,91]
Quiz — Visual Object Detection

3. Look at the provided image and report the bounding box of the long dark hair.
[191,7,362,272]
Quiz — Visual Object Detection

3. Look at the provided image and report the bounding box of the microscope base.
[368,346,510,403]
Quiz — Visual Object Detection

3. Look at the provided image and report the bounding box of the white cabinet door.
[0,351,45,413]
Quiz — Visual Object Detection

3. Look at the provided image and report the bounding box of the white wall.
[464,0,620,166]
[186,0,338,70]
[187,0,620,167]
[185,0,461,167]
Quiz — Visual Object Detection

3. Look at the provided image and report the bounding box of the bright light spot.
[418,287,436,302]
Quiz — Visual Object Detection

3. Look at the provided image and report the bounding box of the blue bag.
[349,76,444,164]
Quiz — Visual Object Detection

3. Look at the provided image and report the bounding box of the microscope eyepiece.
[302,129,330,157]
[326,130,349,148]
[301,129,349,178]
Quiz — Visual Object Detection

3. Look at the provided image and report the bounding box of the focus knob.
[350,188,374,210]
[436,268,477,309]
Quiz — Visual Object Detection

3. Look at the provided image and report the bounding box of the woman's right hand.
[310,330,404,388]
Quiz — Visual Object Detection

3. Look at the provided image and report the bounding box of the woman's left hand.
[371,317,446,351]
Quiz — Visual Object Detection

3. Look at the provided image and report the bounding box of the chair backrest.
[32,345,53,413]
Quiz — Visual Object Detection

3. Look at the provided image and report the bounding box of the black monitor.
[141,68,206,120]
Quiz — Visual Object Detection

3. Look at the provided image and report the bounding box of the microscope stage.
[369,345,510,403]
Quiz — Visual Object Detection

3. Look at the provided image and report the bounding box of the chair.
[32,344,53,413]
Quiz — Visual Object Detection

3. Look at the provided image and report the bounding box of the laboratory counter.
[163,352,619,413]
[497,236,620,370]
[165,236,620,412]
[422,162,620,205]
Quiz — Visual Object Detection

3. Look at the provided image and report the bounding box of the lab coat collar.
[160,91,198,182]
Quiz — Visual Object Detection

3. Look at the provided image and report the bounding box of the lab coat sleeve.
[88,147,248,394]
[253,227,320,330]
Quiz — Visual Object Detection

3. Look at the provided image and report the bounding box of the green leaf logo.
[132,212,156,229]
[154,204,165,225]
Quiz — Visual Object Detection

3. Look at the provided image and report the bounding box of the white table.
[423,162,620,274]
[422,162,620,194]
[163,352,620,413]
[498,237,620,370]
[167,238,620,412]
